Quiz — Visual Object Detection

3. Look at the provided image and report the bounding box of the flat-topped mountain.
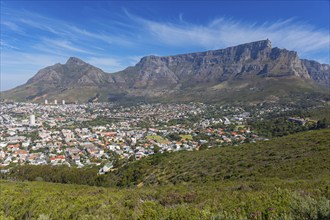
[1,39,329,103]
[115,39,311,88]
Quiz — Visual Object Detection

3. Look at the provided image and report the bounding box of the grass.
[180,134,193,141]
[146,135,170,144]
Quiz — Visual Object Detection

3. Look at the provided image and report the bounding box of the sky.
[1,0,329,91]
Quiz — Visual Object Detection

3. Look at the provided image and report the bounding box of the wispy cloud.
[1,6,134,52]
[42,38,95,54]
[68,25,134,47]
[0,40,19,50]
[1,21,25,34]
[125,10,329,59]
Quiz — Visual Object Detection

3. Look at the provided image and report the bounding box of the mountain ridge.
[1,39,329,103]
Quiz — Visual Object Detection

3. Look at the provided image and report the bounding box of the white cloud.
[43,39,95,54]
[128,12,329,60]
[1,21,24,33]
[1,7,134,52]
[0,40,19,50]
[68,25,134,47]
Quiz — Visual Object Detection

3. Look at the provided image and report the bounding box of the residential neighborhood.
[0,101,306,169]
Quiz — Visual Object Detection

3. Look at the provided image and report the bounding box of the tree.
[166,133,181,142]
[316,118,328,129]
[153,145,161,154]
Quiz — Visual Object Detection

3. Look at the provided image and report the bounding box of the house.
[98,162,113,174]
[50,155,66,164]
[135,151,145,160]
[72,155,81,163]
[86,146,100,156]
[6,136,26,143]
[7,144,20,152]
[16,149,28,158]
[288,117,307,125]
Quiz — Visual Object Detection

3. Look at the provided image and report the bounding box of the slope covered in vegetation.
[1,129,329,219]
[111,129,330,187]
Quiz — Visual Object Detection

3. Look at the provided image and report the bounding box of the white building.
[62,100,65,105]
[45,99,48,105]
[54,100,57,105]
[29,115,35,126]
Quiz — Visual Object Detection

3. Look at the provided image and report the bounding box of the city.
[0,100,282,170]
[1,98,315,174]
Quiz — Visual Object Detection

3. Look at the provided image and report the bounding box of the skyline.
[1,1,329,91]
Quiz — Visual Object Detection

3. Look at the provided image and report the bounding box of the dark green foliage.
[23,131,40,142]
[248,104,330,138]
[3,165,105,186]
[316,118,328,129]
[249,117,308,138]
[166,133,182,142]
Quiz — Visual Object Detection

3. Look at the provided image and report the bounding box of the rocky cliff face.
[118,39,311,88]
[2,40,329,103]
[301,59,330,88]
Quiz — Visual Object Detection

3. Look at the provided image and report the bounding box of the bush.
[290,193,330,220]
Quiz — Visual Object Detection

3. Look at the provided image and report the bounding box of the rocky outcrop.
[301,59,330,88]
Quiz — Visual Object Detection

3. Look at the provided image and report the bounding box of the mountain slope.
[1,40,329,103]
[1,57,119,102]
[27,57,114,87]
[110,128,330,186]
[1,129,330,219]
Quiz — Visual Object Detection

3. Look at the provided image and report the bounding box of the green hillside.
[1,129,330,219]
[110,129,330,187]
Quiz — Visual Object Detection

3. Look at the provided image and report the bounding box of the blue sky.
[1,1,329,91]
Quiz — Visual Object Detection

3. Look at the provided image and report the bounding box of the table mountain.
[1,39,329,103]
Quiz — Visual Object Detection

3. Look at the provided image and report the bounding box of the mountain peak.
[257,39,272,48]
[235,39,272,50]
[66,57,87,66]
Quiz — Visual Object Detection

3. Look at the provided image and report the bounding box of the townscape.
[1,100,307,170]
